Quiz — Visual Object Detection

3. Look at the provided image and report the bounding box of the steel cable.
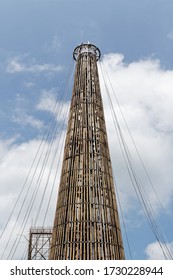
[99,61,173,260]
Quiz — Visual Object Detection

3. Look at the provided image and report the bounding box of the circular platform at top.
[73,43,101,61]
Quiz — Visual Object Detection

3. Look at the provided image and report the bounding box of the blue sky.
[0,0,173,260]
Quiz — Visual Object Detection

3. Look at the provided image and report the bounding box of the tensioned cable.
[8,63,75,260]
[102,62,173,259]
[107,85,134,260]
[0,131,47,241]
[1,125,53,259]
[113,170,133,260]
[0,64,74,245]
[34,81,72,226]
[32,61,77,259]
[49,55,85,257]
[21,243,28,260]
[41,94,72,227]
[1,67,71,251]
[9,96,70,259]
[1,61,75,259]
[8,106,68,258]
[99,61,173,260]
[101,61,167,215]
[41,138,64,226]
[100,61,172,260]
[100,62,173,259]
[98,62,133,259]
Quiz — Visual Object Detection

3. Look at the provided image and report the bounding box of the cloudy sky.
[0,0,173,260]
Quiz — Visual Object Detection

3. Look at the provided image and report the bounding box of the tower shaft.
[49,44,125,260]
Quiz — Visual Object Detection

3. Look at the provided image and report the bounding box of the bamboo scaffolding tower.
[49,43,125,260]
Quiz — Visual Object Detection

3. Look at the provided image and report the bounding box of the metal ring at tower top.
[73,43,101,61]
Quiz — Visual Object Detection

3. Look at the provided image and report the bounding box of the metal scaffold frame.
[28,227,52,260]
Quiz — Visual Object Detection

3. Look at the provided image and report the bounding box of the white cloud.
[0,137,19,164]
[167,31,173,40]
[99,53,173,217]
[37,90,57,113]
[44,35,62,52]
[145,241,173,259]
[7,58,24,73]
[0,135,64,259]
[89,19,98,30]
[6,57,62,74]
[23,81,35,88]
[37,89,70,122]
[12,112,43,130]
[10,93,44,130]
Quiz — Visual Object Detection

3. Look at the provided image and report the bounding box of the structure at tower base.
[28,227,52,260]
[48,43,125,260]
